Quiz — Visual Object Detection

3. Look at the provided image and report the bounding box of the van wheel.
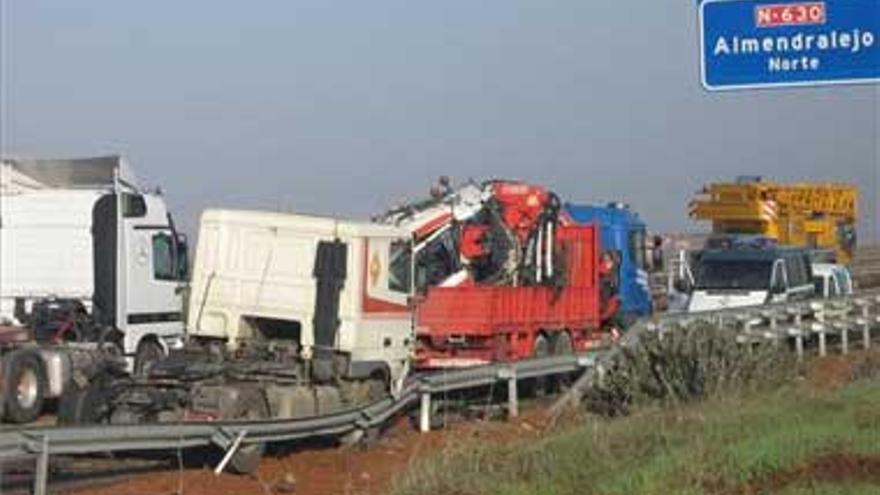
[223,389,269,474]
[134,339,164,376]
[3,351,47,424]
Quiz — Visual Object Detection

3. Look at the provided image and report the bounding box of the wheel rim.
[555,333,573,354]
[534,336,549,357]
[136,342,163,374]
[16,369,39,410]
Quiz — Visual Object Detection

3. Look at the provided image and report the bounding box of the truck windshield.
[694,259,773,291]
[629,229,647,271]
[388,240,411,293]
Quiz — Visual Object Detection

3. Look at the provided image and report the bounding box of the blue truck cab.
[566,203,653,324]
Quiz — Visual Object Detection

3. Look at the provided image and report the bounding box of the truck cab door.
[363,237,410,311]
[356,237,412,389]
[119,194,187,355]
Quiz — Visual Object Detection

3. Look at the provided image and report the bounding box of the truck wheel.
[3,351,47,424]
[224,389,269,475]
[57,376,112,425]
[551,331,573,355]
[530,334,550,397]
[367,374,388,402]
[533,334,549,358]
[134,339,164,376]
[548,332,574,393]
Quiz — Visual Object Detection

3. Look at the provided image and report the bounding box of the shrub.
[586,322,797,416]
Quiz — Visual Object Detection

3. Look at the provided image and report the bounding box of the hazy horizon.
[2,1,877,239]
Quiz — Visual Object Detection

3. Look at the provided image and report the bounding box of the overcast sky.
[1,1,877,239]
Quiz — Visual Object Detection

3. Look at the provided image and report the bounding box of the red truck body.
[415,223,604,368]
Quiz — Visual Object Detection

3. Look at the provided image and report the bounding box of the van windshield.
[694,259,773,291]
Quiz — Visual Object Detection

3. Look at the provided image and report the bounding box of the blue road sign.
[700,0,879,90]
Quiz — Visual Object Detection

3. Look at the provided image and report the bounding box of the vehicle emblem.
[370,252,381,287]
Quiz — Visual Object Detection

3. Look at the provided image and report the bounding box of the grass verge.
[390,369,880,495]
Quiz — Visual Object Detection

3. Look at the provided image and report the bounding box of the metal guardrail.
[645,289,880,356]
[4,290,880,494]
[549,288,880,415]
[0,353,599,495]
[0,353,599,459]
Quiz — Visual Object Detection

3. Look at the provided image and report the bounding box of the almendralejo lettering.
[714,29,875,56]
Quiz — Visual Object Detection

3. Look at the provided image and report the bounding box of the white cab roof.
[0,155,138,192]
[200,208,410,239]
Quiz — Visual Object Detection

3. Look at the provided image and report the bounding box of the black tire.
[134,339,165,376]
[99,328,125,357]
[550,331,573,355]
[528,334,551,397]
[533,334,550,358]
[367,374,388,403]
[57,376,113,425]
[548,331,574,393]
[2,351,47,424]
[223,388,269,475]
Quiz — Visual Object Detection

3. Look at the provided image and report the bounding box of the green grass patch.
[389,380,880,495]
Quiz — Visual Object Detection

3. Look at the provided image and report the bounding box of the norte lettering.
[768,56,819,71]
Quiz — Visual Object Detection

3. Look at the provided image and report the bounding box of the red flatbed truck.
[415,223,606,368]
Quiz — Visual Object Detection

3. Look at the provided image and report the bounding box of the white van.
[687,246,815,312]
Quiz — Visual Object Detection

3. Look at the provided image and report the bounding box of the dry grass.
[389,330,880,495]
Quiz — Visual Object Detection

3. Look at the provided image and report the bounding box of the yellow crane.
[689,177,858,264]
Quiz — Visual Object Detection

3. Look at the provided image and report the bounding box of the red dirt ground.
[64,349,880,495]
[70,408,552,495]
[735,453,880,495]
[806,348,880,390]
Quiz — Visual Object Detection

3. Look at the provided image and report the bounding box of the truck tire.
[529,334,550,397]
[533,334,549,358]
[548,332,574,393]
[57,376,112,425]
[134,339,164,376]
[551,331,573,355]
[223,389,269,475]
[2,351,47,424]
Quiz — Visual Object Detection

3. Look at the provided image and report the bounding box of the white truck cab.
[0,156,188,421]
[186,209,413,394]
[687,245,815,312]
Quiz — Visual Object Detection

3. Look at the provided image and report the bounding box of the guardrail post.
[768,314,780,347]
[214,430,247,475]
[419,392,432,433]
[743,318,754,354]
[862,305,872,350]
[793,311,804,361]
[505,369,518,419]
[811,303,827,357]
[840,323,849,355]
[34,435,49,495]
